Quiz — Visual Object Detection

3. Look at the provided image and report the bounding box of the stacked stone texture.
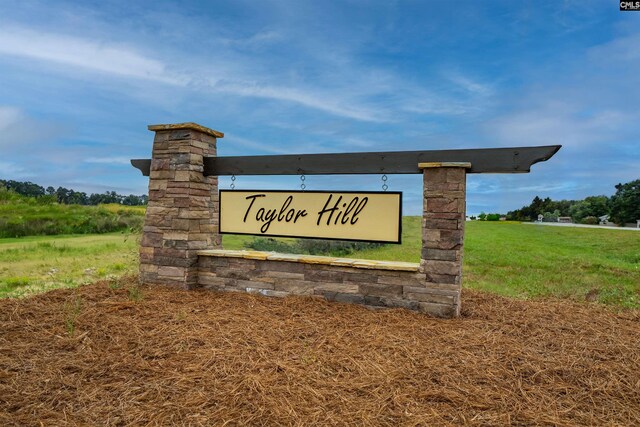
[420,166,468,316]
[198,255,457,317]
[139,124,222,289]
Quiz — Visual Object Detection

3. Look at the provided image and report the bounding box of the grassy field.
[1,219,638,307]
[0,188,144,238]
[463,222,640,308]
[0,233,140,298]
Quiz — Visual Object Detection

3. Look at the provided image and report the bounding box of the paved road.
[522,222,640,231]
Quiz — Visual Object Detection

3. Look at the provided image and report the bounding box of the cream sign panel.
[219,190,402,243]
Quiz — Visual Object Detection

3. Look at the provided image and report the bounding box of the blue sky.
[0,0,638,215]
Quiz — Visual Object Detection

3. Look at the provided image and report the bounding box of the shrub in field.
[580,216,598,225]
[245,237,384,257]
[609,179,640,225]
[476,212,501,221]
[569,196,609,223]
[296,238,384,256]
[543,210,560,222]
[1,276,30,291]
[246,237,296,253]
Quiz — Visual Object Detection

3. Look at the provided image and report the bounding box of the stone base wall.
[198,250,460,317]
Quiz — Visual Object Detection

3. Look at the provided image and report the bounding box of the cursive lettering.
[317,194,368,226]
[243,194,266,222]
[243,193,307,233]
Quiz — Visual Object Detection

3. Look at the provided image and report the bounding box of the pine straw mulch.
[1,277,639,426]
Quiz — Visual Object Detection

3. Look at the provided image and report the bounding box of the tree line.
[506,178,640,225]
[0,179,148,206]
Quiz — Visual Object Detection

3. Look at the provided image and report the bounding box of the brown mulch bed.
[1,277,639,426]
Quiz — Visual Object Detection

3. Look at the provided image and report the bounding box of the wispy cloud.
[446,72,493,96]
[588,32,640,63]
[486,104,637,147]
[0,161,33,178]
[213,80,389,122]
[223,135,291,155]
[219,30,283,48]
[0,105,66,149]
[84,157,133,165]
[0,25,492,124]
[468,179,579,195]
[0,27,186,85]
[0,106,21,130]
[0,26,391,122]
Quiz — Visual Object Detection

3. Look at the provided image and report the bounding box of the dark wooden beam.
[131,145,561,177]
[131,159,152,176]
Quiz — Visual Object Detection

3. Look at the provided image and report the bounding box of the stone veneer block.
[330,258,357,267]
[418,162,471,169]
[139,122,223,289]
[198,250,419,272]
[418,162,469,317]
[148,122,224,138]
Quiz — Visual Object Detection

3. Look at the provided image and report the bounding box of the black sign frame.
[218,189,403,244]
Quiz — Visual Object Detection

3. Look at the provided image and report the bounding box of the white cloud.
[401,96,477,116]
[223,135,291,155]
[466,179,579,196]
[220,30,283,48]
[84,157,133,165]
[0,25,494,124]
[0,105,66,149]
[213,80,389,122]
[0,106,22,131]
[0,161,32,178]
[446,72,492,96]
[486,101,639,148]
[588,32,640,63]
[0,27,186,85]
[0,26,389,122]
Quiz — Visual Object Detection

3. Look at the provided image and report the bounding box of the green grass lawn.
[0,233,140,297]
[1,219,638,307]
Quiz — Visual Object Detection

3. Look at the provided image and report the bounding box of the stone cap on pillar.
[418,162,471,169]
[148,122,224,138]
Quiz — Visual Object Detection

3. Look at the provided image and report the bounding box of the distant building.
[558,217,572,223]
[599,215,610,225]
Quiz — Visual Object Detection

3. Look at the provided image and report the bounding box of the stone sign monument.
[132,122,560,317]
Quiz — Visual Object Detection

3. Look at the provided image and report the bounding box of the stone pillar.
[139,122,223,289]
[419,162,470,317]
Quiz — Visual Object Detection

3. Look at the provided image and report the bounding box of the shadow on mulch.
[1,276,639,426]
